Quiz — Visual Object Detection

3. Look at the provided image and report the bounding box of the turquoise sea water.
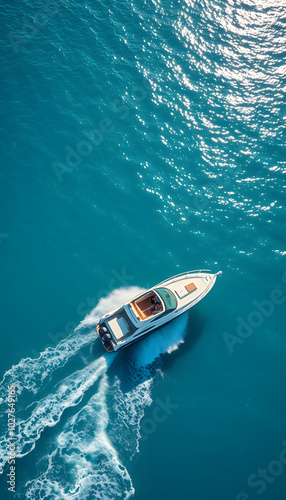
[0,0,286,498]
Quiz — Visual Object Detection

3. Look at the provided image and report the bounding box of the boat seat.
[131,302,146,320]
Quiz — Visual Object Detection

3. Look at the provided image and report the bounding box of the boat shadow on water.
[93,310,205,394]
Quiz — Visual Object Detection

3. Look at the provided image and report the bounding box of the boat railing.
[156,269,212,286]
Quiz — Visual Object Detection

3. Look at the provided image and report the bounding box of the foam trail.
[0,331,95,402]
[2,295,188,498]
[25,375,134,500]
[108,313,189,458]
[0,356,112,474]
[0,287,143,404]
[24,313,189,498]
[109,377,153,458]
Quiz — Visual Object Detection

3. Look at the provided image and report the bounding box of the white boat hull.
[97,270,222,352]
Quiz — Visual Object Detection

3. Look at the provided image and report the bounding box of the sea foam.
[0,287,188,499]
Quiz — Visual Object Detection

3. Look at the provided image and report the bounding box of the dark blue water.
[0,0,285,498]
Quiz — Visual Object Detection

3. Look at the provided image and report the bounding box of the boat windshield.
[154,288,177,311]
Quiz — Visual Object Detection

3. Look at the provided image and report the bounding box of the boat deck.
[105,308,136,340]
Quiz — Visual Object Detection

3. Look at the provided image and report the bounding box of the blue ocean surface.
[0,0,285,499]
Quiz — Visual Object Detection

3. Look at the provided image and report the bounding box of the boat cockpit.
[130,291,163,321]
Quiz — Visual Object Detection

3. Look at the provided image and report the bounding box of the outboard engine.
[99,325,108,335]
[97,322,114,352]
[102,333,112,342]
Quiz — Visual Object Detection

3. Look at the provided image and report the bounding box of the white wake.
[0,286,189,499]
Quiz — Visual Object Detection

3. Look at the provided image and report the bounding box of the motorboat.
[96,270,222,352]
